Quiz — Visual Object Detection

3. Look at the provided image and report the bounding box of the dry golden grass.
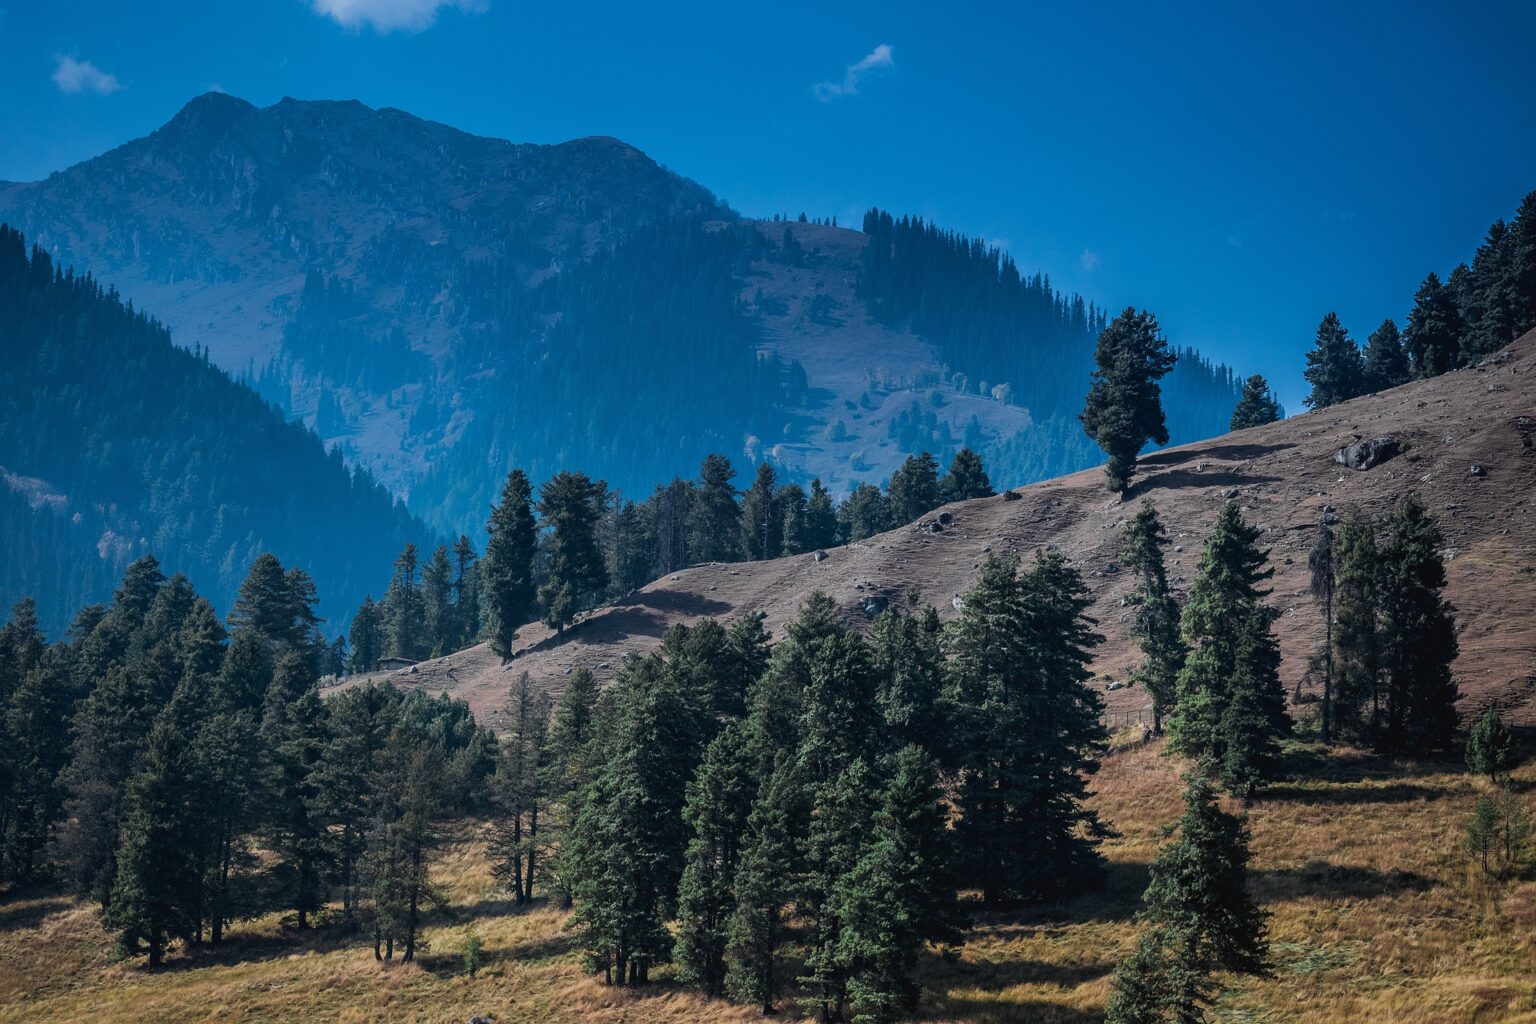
[4,741,1535,1024]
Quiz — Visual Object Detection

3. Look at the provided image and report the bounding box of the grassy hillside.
[4,739,1532,1023]
[352,329,1536,734]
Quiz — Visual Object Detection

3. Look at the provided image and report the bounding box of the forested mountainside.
[0,227,426,632]
[0,94,1248,541]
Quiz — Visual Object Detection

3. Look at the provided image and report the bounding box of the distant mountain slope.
[0,94,1246,540]
[355,330,1536,735]
[0,226,426,632]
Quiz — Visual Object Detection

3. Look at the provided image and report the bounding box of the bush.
[461,928,483,977]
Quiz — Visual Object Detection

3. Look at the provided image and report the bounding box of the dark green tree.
[382,544,426,661]
[451,535,481,649]
[1362,319,1411,393]
[1466,708,1516,783]
[1403,272,1464,377]
[939,447,994,502]
[1122,502,1185,734]
[483,468,537,658]
[348,596,384,674]
[1308,520,1336,742]
[1166,503,1287,786]
[488,672,550,903]
[778,483,811,556]
[945,553,1107,905]
[1080,307,1178,492]
[688,454,743,564]
[422,545,455,657]
[839,483,889,542]
[803,478,841,550]
[1377,495,1459,752]
[105,709,202,966]
[1302,312,1364,409]
[674,722,757,996]
[1229,374,1280,430]
[1106,774,1268,1024]
[871,603,946,756]
[740,461,782,561]
[832,745,964,1024]
[538,471,609,633]
[1331,507,1382,741]
[887,451,942,525]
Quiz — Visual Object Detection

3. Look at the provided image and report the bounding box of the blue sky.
[2,1,1533,411]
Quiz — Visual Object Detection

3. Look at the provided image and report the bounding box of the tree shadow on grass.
[1253,860,1434,902]
[1130,468,1283,497]
[0,888,73,931]
[1137,442,1297,468]
[1258,780,1450,806]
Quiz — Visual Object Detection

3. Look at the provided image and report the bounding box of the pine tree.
[871,603,947,756]
[382,544,426,661]
[800,757,880,1022]
[1362,319,1411,393]
[674,723,757,996]
[1108,774,1268,1024]
[1121,502,1185,734]
[1080,307,1178,492]
[1377,495,1459,752]
[422,545,454,657]
[688,453,743,564]
[1302,312,1364,409]
[1166,503,1286,786]
[840,483,889,541]
[261,682,332,929]
[1511,191,1536,337]
[483,469,537,658]
[1466,708,1516,783]
[2,645,77,882]
[488,672,550,903]
[725,754,801,1013]
[1331,507,1382,741]
[740,461,782,561]
[1403,272,1464,377]
[939,447,994,502]
[833,745,963,1024]
[607,499,656,595]
[538,471,610,632]
[887,451,942,525]
[363,742,444,961]
[778,483,811,556]
[1229,374,1280,430]
[804,478,841,550]
[106,709,203,966]
[945,553,1107,905]
[451,535,481,649]
[348,596,384,674]
[1219,608,1286,799]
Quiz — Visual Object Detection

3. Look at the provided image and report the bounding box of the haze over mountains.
[0,93,1245,557]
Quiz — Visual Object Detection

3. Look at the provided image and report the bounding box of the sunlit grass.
[4,740,1535,1023]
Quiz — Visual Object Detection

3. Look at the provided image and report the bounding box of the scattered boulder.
[951,595,966,612]
[927,522,944,534]
[1002,490,1021,502]
[812,549,829,562]
[859,595,889,618]
[469,1017,497,1024]
[937,511,954,525]
[1332,436,1400,470]
[1469,463,1487,477]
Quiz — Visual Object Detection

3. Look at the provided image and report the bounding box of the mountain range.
[0,93,1252,625]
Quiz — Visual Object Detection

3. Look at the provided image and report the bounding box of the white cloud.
[814,43,894,102]
[1080,249,1101,272]
[309,0,487,33]
[52,55,122,95]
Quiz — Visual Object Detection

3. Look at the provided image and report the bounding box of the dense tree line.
[481,549,1108,1019]
[352,449,996,667]
[0,553,493,965]
[1303,190,1536,409]
[0,225,426,635]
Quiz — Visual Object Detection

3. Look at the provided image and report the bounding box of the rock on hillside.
[348,331,1536,734]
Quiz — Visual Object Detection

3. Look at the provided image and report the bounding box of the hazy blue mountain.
[0,94,1244,544]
